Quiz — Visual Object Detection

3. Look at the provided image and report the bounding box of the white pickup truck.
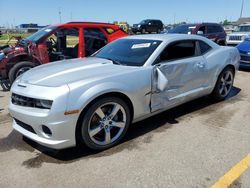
[226,24,250,45]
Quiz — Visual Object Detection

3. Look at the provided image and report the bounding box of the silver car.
[9,34,240,150]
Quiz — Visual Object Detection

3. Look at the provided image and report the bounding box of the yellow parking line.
[212,154,250,188]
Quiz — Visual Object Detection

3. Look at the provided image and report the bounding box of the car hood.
[228,32,250,36]
[237,40,250,52]
[19,57,136,87]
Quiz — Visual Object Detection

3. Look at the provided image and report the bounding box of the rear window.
[199,41,211,54]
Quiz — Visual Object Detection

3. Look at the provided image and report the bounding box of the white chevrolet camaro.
[9,34,240,150]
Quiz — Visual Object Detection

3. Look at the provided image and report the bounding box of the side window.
[64,28,79,49]
[159,41,196,62]
[47,27,79,61]
[207,26,222,33]
[199,41,211,55]
[84,28,108,56]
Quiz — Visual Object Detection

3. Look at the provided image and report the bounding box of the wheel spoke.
[224,72,230,81]
[104,127,111,144]
[109,104,121,119]
[219,86,224,94]
[95,107,105,119]
[224,86,228,95]
[111,121,125,128]
[89,125,103,137]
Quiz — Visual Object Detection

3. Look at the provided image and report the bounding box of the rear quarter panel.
[204,46,240,88]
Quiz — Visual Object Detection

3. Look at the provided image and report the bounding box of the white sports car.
[9,34,240,150]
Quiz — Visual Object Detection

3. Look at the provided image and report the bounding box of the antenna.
[240,0,244,18]
[58,7,62,23]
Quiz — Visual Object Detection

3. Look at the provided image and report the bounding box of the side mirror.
[156,67,168,91]
[197,31,204,35]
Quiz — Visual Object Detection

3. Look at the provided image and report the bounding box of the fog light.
[42,125,52,136]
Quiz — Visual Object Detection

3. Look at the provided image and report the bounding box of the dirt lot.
[0,70,250,187]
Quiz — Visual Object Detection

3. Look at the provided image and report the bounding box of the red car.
[0,22,128,84]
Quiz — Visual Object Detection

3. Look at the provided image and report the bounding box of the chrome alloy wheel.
[88,102,126,146]
[219,70,233,97]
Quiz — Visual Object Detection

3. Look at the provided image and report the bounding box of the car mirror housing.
[197,31,204,35]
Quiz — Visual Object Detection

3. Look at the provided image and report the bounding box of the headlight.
[137,24,141,28]
[0,52,5,61]
[35,99,53,109]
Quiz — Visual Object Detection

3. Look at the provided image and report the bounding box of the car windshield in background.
[139,20,148,24]
[94,39,162,66]
[238,26,250,32]
[168,25,196,34]
[26,26,58,42]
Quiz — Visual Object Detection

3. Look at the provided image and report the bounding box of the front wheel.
[211,67,234,101]
[8,61,36,84]
[78,97,131,150]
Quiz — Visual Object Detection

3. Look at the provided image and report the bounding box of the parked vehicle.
[9,34,240,150]
[0,22,128,84]
[132,19,163,34]
[236,38,250,68]
[166,23,227,45]
[227,24,250,45]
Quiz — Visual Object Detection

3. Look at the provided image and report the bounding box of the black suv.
[166,23,227,45]
[132,19,164,34]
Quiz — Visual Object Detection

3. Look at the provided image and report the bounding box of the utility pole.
[58,7,62,23]
[240,0,244,18]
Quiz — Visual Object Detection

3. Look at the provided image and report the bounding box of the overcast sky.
[0,0,249,27]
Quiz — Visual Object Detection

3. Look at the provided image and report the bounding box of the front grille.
[12,93,37,108]
[241,56,250,62]
[229,36,242,41]
[14,118,36,134]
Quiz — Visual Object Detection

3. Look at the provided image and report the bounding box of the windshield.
[238,26,250,32]
[94,39,162,66]
[26,26,58,42]
[139,20,148,24]
[168,25,196,34]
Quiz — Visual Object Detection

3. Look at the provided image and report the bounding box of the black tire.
[8,61,36,84]
[141,28,146,34]
[77,96,131,150]
[211,67,234,101]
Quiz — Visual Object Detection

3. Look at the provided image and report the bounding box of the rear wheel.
[8,61,36,84]
[78,97,131,150]
[211,67,234,101]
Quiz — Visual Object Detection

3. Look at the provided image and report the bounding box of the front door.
[151,40,207,112]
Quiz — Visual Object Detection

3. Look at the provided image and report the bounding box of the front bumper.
[239,53,250,68]
[9,82,79,149]
[131,27,141,33]
[226,40,243,45]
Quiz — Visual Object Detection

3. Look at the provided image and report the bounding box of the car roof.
[124,34,219,48]
[54,22,120,29]
[126,34,207,41]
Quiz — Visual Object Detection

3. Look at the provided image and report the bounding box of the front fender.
[68,82,133,112]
